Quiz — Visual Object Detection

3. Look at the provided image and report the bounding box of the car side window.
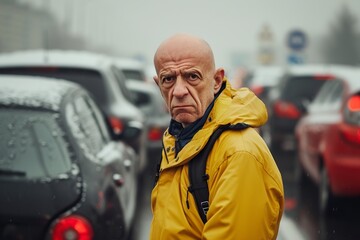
[75,96,106,153]
[66,95,108,157]
[83,95,111,143]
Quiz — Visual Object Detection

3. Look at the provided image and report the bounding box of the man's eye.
[162,76,174,83]
[188,74,199,80]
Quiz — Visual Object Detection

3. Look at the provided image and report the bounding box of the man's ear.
[153,75,160,86]
[213,68,224,94]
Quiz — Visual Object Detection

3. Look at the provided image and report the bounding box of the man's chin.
[173,114,197,127]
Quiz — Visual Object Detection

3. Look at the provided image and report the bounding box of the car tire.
[319,166,337,215]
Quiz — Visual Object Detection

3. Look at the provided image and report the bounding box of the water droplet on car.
[7,139,15,147]
[7,123,14,130]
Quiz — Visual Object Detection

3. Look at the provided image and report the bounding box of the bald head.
[152,33,224,127]
[154,33,215,74]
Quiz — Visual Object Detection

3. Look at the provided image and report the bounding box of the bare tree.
[322,5,360,66]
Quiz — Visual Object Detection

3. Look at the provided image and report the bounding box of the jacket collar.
[168,82,226,152]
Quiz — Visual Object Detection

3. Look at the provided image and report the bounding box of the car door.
[302,80,343,180]
[70,92,137,231]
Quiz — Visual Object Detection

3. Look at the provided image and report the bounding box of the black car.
[0,75,138,239]
[264,65,339,151]
[0,50,148,174]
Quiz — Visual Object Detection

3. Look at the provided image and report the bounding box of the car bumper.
[328,155,360,196]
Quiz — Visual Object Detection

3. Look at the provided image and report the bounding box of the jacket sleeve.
[202,151,284,240]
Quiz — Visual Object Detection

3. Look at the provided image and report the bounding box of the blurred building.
[0,0,88,53]
[0,0,48,52]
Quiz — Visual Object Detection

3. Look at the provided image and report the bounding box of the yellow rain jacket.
[150,79,284,240]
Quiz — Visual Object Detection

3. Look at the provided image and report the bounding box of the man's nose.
[173,78,189,97]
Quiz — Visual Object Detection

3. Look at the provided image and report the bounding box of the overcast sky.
[22,0,360,69]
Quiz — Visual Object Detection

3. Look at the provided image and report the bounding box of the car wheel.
[319,166,336,215]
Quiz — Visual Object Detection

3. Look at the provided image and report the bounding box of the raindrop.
[58,173,68,179]
[52,131,58,137]
[7,139,15,147]
[8,153,16,160]
[71,165,80,175]
[7,123,14,130]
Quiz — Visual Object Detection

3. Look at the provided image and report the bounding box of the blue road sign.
[287,54,304,64]
[287,30,307,51]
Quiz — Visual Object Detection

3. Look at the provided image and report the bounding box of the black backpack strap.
[188,123,249,223]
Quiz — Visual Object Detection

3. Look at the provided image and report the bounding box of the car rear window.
[122,69,145,81]
[280,76,330,102]
[0,108,72,179]
[0,67,108,106]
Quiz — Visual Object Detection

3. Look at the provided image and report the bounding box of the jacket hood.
[210,78,267,128]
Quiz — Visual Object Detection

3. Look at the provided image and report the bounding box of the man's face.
[154,53,222,127]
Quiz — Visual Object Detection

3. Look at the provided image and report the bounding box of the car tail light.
[52,215,93,240]
[250,85,264,96]
[314,74,335,80]
[148,127,163,141]
[344,94,360,125]
[347,95,360,111]
[273,100,301,119]
[342,94,360,145]
[108,116,124,135]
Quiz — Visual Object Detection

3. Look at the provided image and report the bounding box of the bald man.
[151,33,284,240]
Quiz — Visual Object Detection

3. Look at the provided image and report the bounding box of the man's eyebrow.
[181,69,199,74]
[160,69,177,75]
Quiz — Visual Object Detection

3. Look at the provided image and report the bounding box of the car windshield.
[0,67,108,107]
[0,108,72,179]
[280,76,329,102]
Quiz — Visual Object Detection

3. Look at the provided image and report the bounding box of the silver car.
[0,50,148,174]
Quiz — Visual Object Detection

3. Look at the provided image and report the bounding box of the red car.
[295,67,360,214]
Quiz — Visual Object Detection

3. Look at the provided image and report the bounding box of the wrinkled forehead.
[154,37,215,73]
